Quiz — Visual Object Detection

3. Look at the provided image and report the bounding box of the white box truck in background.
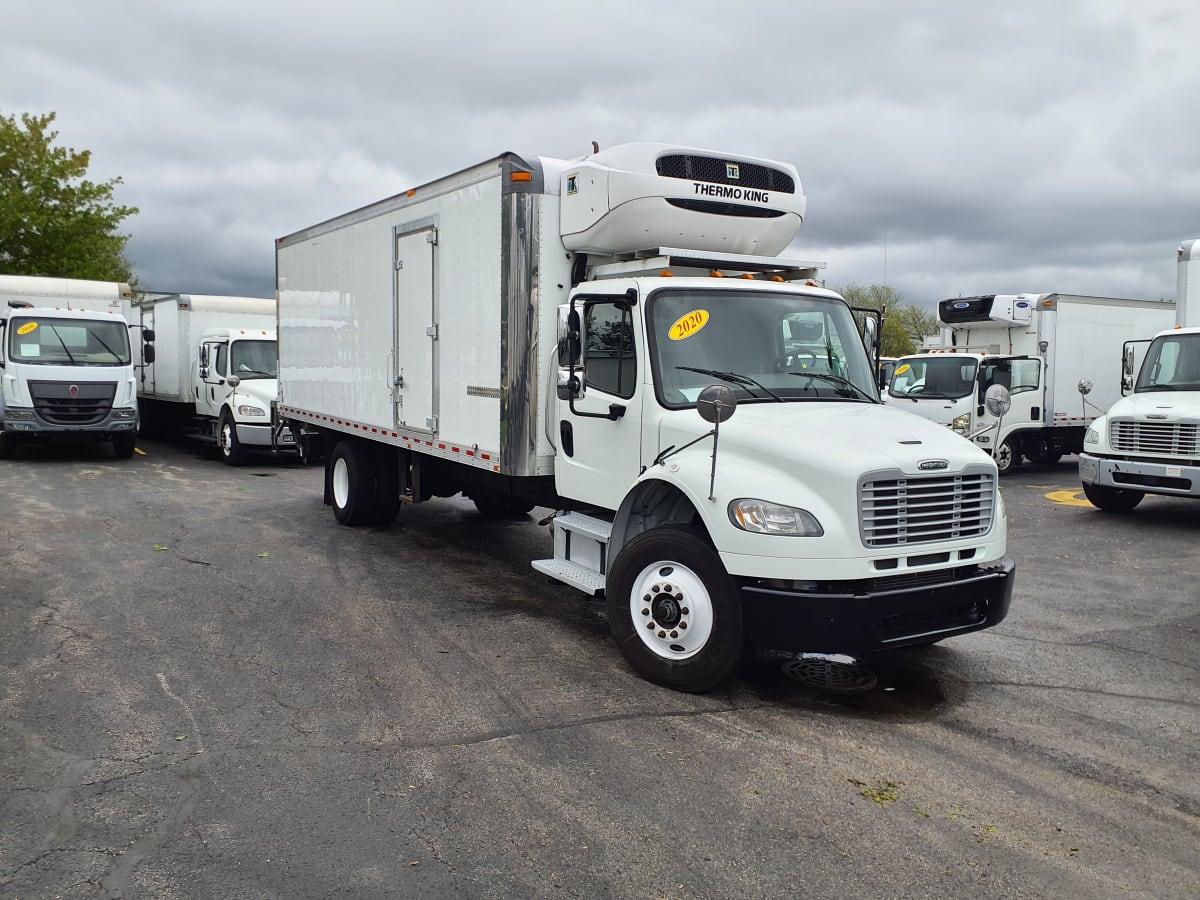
[885,294,1175,473]
[277,142,1015,692]
[131,294,298,465]
[1079,240,1200,510]
[0,275,145,459]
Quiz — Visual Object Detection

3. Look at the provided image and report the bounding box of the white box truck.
[130,293,298,465]
[0,275,145,459]
[276,142,1016,692]
[1079,240,1200,510]
[885,293,1175,473]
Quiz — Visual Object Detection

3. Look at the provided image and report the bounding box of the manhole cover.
[781,654,878,693]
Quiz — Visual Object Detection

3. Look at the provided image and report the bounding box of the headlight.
[952,413,971,434]
[728,499,823,536]
[5,409,35,420]
[1084,425,1100,445]
[237,405,266,417]
[114,408,136,419]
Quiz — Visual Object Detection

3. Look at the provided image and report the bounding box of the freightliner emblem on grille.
[918,459,949,470]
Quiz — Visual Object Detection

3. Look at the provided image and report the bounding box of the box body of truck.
[887,293,1175,472]
[0,275,141,459]
[132,294,295,463]
[278,143,1015,692]
[1079,240,1200,508]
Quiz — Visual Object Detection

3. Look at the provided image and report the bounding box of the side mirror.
[227,375,241,388]
[1077,378,1093,397]
[861,316,879,364]
[1122,344,1135,378]
[143,344,156,364]
[696,384,737,424]
[142,328,155,342]
[566,309,582,366]
[985,384,1011,418]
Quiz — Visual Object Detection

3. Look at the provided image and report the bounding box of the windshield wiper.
[789,371,875,401]
[676,366,783,402]
[47,325,77,364]
[90,333,123,362]
[236,368,275,378]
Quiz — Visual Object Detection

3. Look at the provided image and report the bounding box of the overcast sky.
[3,0,1197,307]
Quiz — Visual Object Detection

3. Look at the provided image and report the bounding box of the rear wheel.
[606,527,743,693]
[1082,481,1145,513]
[219,412,248,466]
[330,441,375,526]
[111,432,137,459]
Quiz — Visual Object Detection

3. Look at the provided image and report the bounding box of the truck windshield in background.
[7,317,131,365]
[230,340,278,379]
[1135,332,1200,391]
[889,357,978,400]
[646,290,877,407]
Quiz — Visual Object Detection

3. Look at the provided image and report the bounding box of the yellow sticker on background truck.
[669,309,709,341]
[17,321,38,335]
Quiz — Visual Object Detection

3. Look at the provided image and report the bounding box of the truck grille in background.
[656,155,796,193]
[28,381,116,426]
[859,470,995,547]
[1110,420,1200,456]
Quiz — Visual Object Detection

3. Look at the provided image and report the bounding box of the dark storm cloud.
[2,0,1196,303]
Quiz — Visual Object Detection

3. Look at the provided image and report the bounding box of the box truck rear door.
[394,225,437,433]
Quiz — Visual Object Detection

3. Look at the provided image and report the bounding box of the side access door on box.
[394,223,438,434]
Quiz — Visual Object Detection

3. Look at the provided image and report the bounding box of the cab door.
[196,338,228,418]
[554,293,644,511]
[977,356,1042,442]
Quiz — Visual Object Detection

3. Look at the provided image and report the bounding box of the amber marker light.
[510,172,533,182]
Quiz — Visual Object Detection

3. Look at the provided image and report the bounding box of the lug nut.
[681,607,689,615]
[670,631,678,639]
[646,622,655,630]
[679,622,687,629]
[641,608,649,616]
[658,630,666,638]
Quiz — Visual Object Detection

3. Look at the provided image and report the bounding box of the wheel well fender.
[609,478,710,576]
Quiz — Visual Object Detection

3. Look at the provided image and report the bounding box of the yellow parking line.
[1045,489,1093,507]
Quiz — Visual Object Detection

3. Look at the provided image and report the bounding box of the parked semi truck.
[1079,240,1200,510]
[276,142,1015,692]
[0,275,146,459]
[885,294,1175,473]
[129,293,298,465]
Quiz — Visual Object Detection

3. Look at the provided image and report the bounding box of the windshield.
[7,316,131,366]
[230,339,278,379]
[1135,332,1200,391]
[648,289,878,407]
[889,356,977,399]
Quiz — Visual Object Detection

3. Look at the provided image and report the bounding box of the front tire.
[0,432,18,460]
[218,413,248,466]
[606,527,743,693]
[1082,481,1145,512]
[994,438,1020,475]
[111,432,137,459]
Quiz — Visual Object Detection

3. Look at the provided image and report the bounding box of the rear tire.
[606,526,743,693]
[111,432,137,459]
[330,441,375,526]
[1082,481,1145,513]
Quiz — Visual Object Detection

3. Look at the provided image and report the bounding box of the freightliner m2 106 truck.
[130,294,297,465]
[1079,239,1200,510]
[0,275,145,459]
[276,142,1016,692]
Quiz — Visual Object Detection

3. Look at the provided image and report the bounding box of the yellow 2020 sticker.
[894,363,911,375]
[17,321,39,335]
[669,309,709,341]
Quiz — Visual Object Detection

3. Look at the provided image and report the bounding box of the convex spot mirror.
[697,384,737,424]
[984,384,1011,418]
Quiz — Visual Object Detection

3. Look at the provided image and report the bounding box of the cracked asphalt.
[1,439,1197,899]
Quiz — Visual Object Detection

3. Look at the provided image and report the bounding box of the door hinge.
[426,229,439,245]
[426,416,438,431]
[394,375,404,387]
[425,325,439,340]
[394,259,404,270]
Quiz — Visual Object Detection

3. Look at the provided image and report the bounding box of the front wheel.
[218,413,248,466]
[1082,481,1145,513]
[994,438,1020,475]
[606,527,743,693]
[111,432,137,459]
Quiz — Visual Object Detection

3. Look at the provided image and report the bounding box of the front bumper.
[1079,452,1200,498]
[236,421,275,447]
[1,408,137,435]
[738,558,1015,652]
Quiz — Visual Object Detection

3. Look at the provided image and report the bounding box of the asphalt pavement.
[1,438,1197,899]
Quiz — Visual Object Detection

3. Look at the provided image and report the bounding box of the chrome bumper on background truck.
[738,558,1016,651]
[1079,452,1200,498]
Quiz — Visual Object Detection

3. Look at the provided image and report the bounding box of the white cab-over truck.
[1079,240,1200,510]
[276,142,1016,692]
[0,275,146,459]
[130,293,297,465]
[886,294,1175,474]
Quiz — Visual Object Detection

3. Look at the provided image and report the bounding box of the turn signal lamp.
[510,171,532,182]
[729,499,823,536]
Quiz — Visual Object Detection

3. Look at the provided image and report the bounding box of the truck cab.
[195,327,284,465]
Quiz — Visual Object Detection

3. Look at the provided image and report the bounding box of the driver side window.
[583,301,636,399]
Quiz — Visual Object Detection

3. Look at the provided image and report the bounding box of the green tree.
[0,111,138,283]
[837,283,939,357]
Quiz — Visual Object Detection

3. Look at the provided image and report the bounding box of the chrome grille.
[28,381,116,426]
[860,468,996,547]
[1110,419,1200,456]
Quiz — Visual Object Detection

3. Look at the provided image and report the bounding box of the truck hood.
[1105,390,1200,420]
[882,394,972,426]
[232,378,279,409]
[658,401,993,481]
